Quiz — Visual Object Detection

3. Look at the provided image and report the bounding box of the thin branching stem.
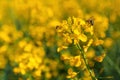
[76,43,97,80]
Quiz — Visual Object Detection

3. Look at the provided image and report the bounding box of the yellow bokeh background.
[0,0,120,80]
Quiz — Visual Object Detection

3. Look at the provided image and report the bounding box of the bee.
[56,25,62,30]
[86,16,95,26]
[56,25,59,29]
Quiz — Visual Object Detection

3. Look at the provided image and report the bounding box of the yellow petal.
[73,29,80,35]
[79,34,87,42]
[57,46,68,52]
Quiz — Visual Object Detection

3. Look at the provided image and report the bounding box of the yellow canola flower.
[93,39,104,46]
[79,19,86,25]
[78,33,87,42]
[73,29,87,42]
[0,25,23,43]
[33,69,42,77]
[103,38,113,48]
[56,16,95,48]
[20,68,26,75]
[16,62,27,75]
[0,45,8,53]
[70,33,87,44]
[45,72,52,79]
[57,46,68,52]
[64,36,72,44]
[0,55,7,69]
[27,57,38,70]
[24,43,33,52]
[13,67,20,74]
[66,68,77,79]
[0,31,11,43]
[73,29,80,35]
[86,49,95,59]
[94,53,106,62]
[19,62,26,69]
[60,54,70,61]
[84,39,93,52]
[85,25,94,35]
[69,55,81,67]
[18,40,27,48]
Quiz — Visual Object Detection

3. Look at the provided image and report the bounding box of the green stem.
[76,43,97,80]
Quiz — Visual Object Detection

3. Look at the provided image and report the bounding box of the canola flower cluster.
[0,25,59,80]
[0,0,60,80]
[56,17,106,80]
[0,0,120,80]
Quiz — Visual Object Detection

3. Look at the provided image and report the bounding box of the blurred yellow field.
[0,0,120,80]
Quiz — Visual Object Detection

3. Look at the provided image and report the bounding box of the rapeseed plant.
[56,17,106,80]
